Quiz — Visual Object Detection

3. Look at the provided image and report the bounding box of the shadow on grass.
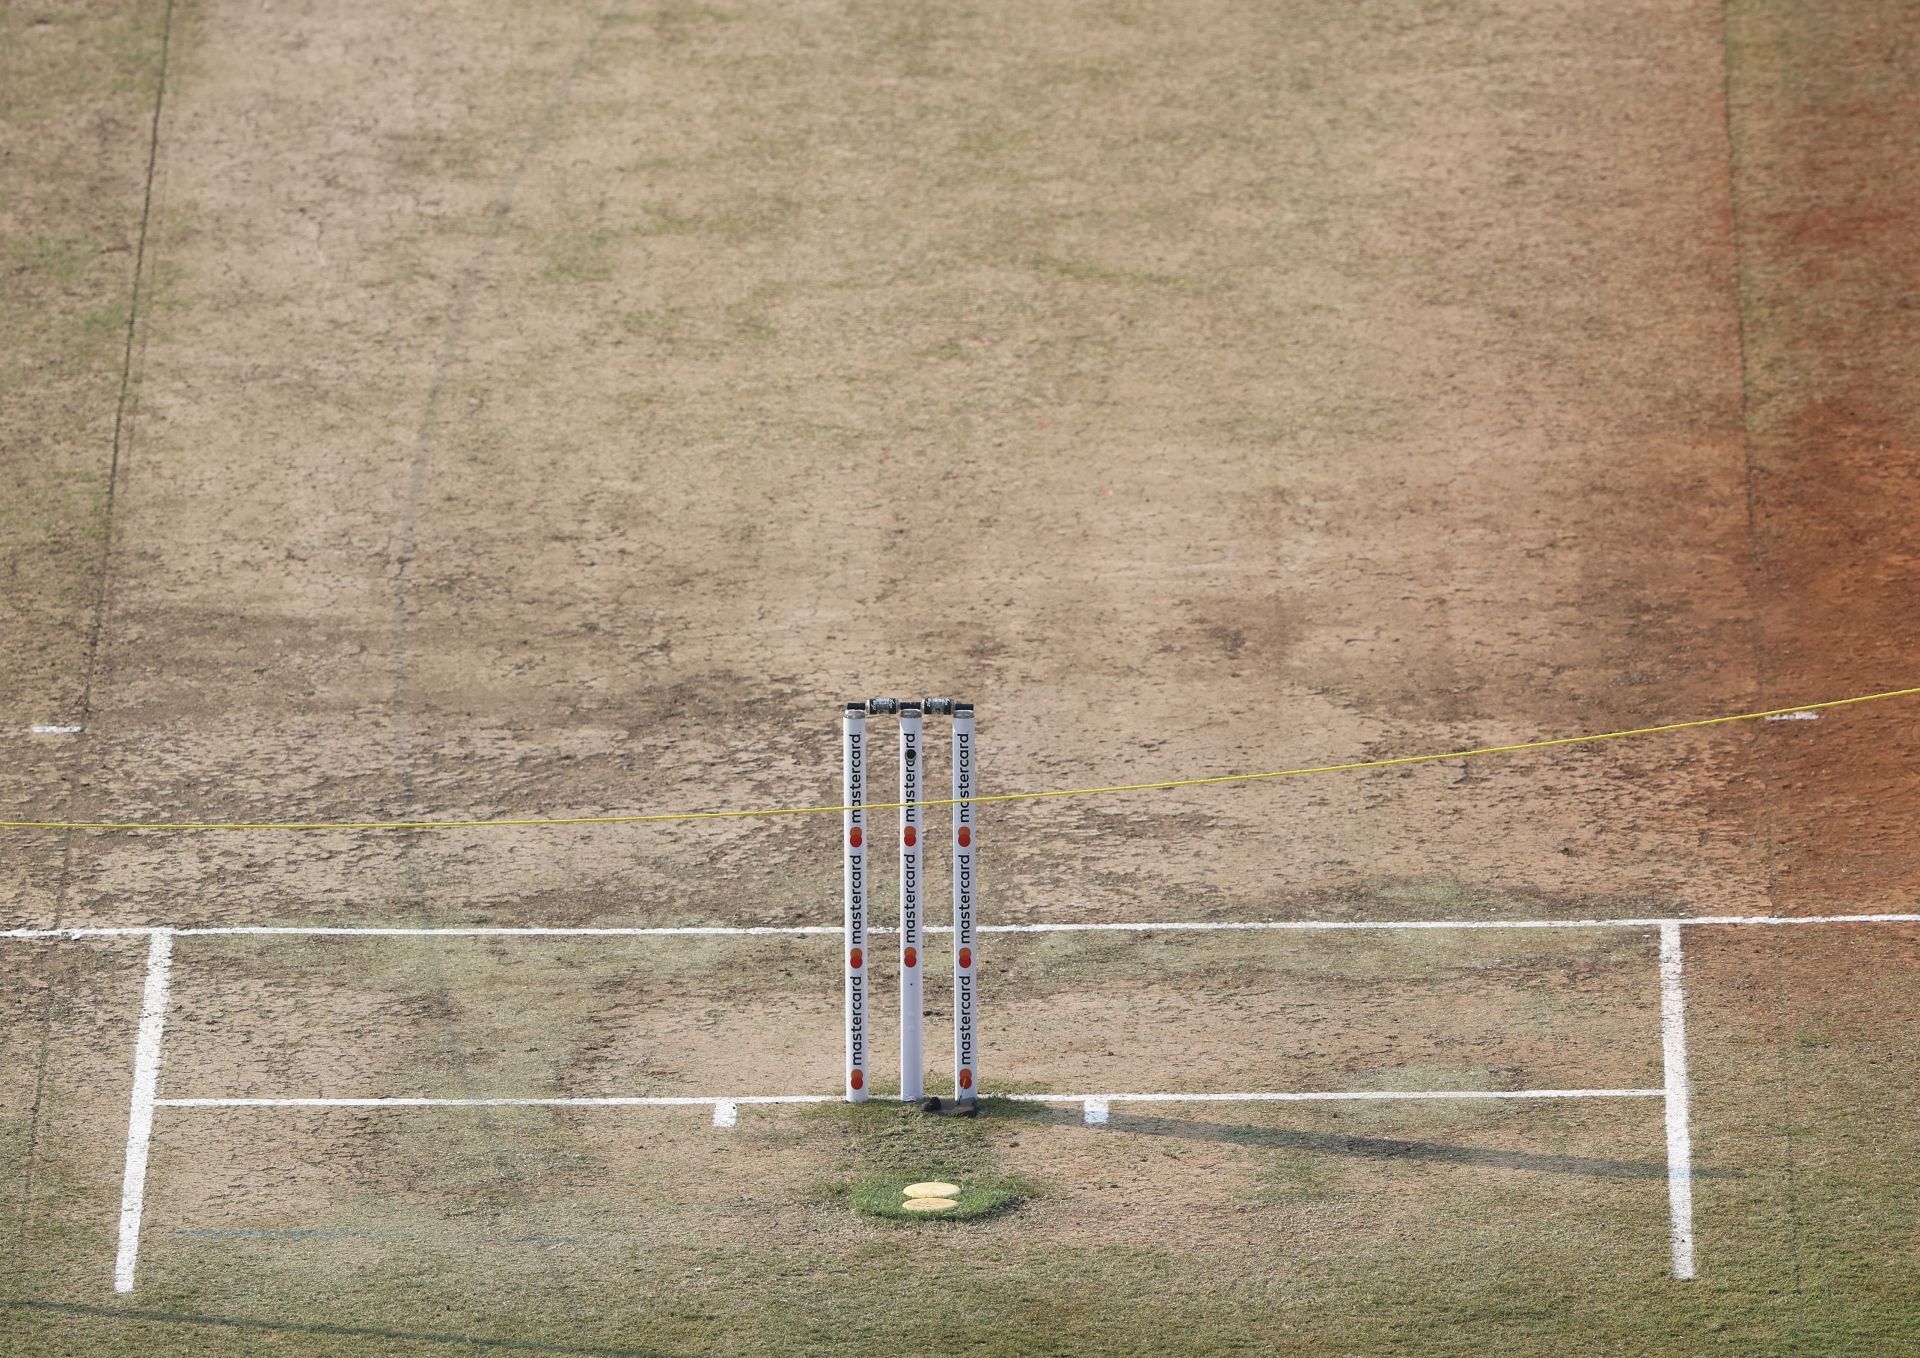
[1006,1104,1738,1180]
[0,1299,669,1357]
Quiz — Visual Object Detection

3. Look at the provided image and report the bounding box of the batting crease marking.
[6,912,1919,942]
[155,1089,1659,1110]
[1660,921,1696,1280]
[114,928,173,1293]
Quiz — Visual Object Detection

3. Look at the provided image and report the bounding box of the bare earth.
[2,0,1917,1354]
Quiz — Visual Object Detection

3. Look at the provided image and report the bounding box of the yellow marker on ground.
[901,1197,958,1212]
[903,1181,960,1198]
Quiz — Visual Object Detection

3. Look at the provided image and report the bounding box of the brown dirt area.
[1723,1,1920,912]
[0,1,166,723]
[3,0,1785,930]
[3,0,1918,1354]
[152,928,1661,1101]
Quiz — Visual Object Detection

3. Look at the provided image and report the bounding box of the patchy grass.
[6,1,1920,1356]
[845,1171,1030,1222]
[6,928,1920,1356]
[805,1097,1016,1173]
[11,234,100,287]
[806,1099,1040,1220]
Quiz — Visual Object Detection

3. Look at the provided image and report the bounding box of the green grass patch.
[845,1171,1030,1222]
[805,1098,1043,1224]
[10,234,98,285]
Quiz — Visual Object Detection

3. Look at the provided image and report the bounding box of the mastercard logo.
[958,1068,973,1090]
[958,947,972,968]
[849,947,863,969]
[850,1070,864,1091]
[849,827,862,848]
[957,827,971,848]
[903,826,917,847]
[903,946,918,968]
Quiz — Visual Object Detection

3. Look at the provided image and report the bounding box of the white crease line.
[114,929,174,1294]
[156,1095,833,1108]
[178,925,843,938]
[3,927,166,939]
[156,1088,1660,1110]
[1763,712,1819,721]
[28,724,85,734]
[5,913,1919,943]
[1660,921,1697,1281]
[1006,1089,1664,1104]
[977,914,1920,933]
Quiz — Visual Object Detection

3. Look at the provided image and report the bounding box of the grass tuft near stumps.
[807,1097,1042,1223]
[847,1173,1030,1223]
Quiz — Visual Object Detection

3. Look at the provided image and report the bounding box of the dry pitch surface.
[3,1,1919,1354]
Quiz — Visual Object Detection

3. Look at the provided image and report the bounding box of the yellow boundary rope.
[4,687,1914,833]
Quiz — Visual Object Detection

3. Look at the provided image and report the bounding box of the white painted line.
[139,912,1920,935]
[1763,711,1819,721]
[712,1101,738,1128]
[154,1088,1659,1110]
[1009,1089,1664,1104]
[1083,1097,1110,1126]
[2,927,164,939]
[156,1095,834,1108]
[28,724,85,734]
[1656,914,1920,927]
[178,924,843,938]
[976,913,1920,934]
[114,929,174,1294]
[1659,921,1696,1281]
[6,912,1918,944]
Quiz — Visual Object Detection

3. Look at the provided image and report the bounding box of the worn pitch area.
[3,0,1918,1354]
[6,925,1919,1354]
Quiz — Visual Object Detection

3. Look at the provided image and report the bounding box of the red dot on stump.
[958,947,972,968]
[849,827,862,848]
[903,947,918,968]
[957,827,971,848]
[903,826,917,847]
[850,1070,864,1091]
[959,1069,973,1090]
[849,947,863,969]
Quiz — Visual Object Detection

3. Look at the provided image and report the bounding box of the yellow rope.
[4,686,1914,833]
